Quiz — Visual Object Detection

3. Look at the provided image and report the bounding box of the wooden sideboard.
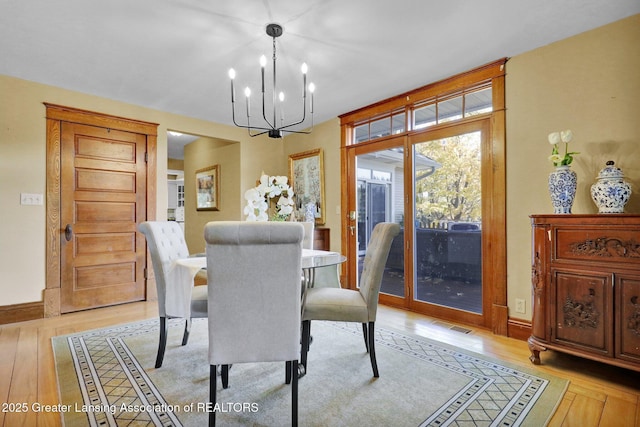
[314,227,330,251]
[529,214,640,372]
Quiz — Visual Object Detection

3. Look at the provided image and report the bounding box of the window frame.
[339,58,508,333]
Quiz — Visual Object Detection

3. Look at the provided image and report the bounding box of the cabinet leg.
[527,336,546,365]
[529,349,541,365]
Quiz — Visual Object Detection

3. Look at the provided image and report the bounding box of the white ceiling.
[2,1,638,145]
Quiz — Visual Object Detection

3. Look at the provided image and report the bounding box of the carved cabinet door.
[550,268,614,356]
[616,274,640,363]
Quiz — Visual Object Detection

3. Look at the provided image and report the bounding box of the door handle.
[65,224,73,242]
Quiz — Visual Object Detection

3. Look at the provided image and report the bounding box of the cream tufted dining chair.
[204,221,304,427]
[301,222,400,377]
[301,221,314,250]
[139,221,208,368]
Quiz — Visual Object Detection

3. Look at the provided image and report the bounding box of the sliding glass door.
[355,146,404,297]
[346,119,492,325]
[341,61,506,330]
[412,129,483,314]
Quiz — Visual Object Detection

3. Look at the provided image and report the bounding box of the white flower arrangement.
[548,129,579,167]
[243,174,295,221]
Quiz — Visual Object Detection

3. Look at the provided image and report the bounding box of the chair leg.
[300,320,311,375]
[221,364,230,389]
[362,323,369,352]
[182,318,192,346]
[209,365,217,427]
[368,322,379,377]
[155,316,168,368]
[292,359,298,427]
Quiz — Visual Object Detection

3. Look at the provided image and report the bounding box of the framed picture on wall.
[289,148,325,225]
[195,165,220,211]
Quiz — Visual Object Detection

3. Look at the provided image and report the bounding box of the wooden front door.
[60,122,147,313]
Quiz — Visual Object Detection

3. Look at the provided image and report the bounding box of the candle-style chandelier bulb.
[227,23,315,139]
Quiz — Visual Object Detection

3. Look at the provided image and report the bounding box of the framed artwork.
[289,148,325,225]
[195,165,220,211]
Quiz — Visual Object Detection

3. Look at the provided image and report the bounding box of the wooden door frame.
[404,118,494,327]
[338,60,508,334]
[44,103,158,317]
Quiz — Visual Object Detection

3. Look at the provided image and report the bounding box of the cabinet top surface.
[530,214,640,218]
[530,214,640,224]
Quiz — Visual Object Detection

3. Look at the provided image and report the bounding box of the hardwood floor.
[1,301,639,426]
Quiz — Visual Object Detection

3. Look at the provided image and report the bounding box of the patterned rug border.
[331,322,566,427]
[53,319,568,427]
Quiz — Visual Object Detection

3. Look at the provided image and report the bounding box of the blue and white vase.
[590,161,632,213]
[304,202,316,223]
[548,165,577,214]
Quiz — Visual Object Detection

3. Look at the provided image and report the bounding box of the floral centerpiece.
[548,129,579,166]
[244,174,295,221]
[546,129,578,214]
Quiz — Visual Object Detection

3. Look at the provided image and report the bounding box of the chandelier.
[228,23,315,139]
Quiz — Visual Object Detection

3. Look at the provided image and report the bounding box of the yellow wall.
[0,15,637,323]
[183,137,241,253]
[505,14,639,320]
[0,75,281,305]
[284,119,342,252]
[167,158,184,171]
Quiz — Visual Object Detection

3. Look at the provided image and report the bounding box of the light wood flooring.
[1,301,639,426]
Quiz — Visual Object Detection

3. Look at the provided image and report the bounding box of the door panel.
[61,122,147,313]
[412,130,483,314]
[551,268,612,355]
[617,274,640,363]
[354,143,405,301]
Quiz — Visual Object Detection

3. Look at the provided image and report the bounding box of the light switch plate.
[20,193,44,205]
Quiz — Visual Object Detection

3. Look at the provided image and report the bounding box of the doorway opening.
[167,131,199,233]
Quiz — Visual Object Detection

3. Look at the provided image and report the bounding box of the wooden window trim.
[339,58,508,334]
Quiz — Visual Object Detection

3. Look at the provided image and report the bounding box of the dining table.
[167,249,346,319]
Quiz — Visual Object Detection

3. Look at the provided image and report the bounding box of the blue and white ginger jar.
[590,160,632,213]
[548,165,577,214]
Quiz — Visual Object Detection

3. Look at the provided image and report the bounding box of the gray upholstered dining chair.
[138,221,208,368]
[204,221,304,427]
[301,222,400,377]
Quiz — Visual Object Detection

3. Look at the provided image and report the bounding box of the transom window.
[354,110,406,143]
[414,86,492,129]
[352,84,492,144]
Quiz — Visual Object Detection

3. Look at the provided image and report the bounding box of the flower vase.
[304,202,316,223]
[548,165,577,214]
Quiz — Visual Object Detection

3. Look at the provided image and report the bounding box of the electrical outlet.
[515,298,526,314]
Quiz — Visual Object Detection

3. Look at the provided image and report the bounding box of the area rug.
[52,318,567,426]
